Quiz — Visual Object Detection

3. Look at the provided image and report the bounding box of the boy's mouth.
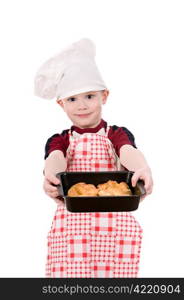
[75,113,92,118]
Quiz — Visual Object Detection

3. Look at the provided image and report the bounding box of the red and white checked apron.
[46,127,143,278]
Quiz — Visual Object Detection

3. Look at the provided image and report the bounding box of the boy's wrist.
[47,150,63,158]
[44,150,67,177]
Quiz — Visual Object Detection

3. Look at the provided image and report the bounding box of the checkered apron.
[46,127,143,278]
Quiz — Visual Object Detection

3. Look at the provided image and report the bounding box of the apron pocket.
[66,235,91,262]
[115,235,142,263]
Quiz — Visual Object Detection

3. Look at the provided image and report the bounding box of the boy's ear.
[102,89,109,104]
[56,99,65,110]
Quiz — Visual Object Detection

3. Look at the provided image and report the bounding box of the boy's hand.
[43,173,64,206]
[131,166,153,201]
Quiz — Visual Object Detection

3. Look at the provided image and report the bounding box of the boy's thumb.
[47,173,60,185]
[131,173,139,187]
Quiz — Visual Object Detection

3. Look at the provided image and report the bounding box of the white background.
[0,0,183,277]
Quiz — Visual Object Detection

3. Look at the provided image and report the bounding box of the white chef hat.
[34,38,107,100]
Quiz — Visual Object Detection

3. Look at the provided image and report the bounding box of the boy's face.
[57,90,109,128]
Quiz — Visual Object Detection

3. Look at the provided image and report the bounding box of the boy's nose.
[78,98,88,109]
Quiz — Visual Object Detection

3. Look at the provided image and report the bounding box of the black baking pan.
[56,171,146,212]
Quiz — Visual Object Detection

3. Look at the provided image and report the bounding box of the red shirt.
[44,119,137,159]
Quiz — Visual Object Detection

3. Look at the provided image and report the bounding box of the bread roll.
[68,182,98,196]
[97,180,132,196]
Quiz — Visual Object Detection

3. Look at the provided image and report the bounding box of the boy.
[35,38,153,277]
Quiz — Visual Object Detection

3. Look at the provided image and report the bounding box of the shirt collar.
[71,119,107,134]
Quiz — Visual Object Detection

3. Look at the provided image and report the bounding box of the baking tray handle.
[51,173,65,199]
[136,180,146,196]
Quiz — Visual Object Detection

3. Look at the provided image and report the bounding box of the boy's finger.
[45,174,60,185]
[45,184,58,193]
[43,180,58,192]
[131,172,139,187]
[140,194,146,202]
[146,186,153,195]
[144,177,150,190]
[53,198,64,206]
[49,191,59,198]
[144,179,153,194]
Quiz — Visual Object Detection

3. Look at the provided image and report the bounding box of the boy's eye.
[86,94,95,99]
[67,97,76,102]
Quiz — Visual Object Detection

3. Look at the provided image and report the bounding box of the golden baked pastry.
[97,180,132,196]
[67,180,132,197]
[119,182,132,195]
[67,182,98,197]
